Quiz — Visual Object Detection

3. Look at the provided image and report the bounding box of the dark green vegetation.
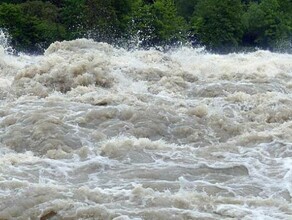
[0,0,291,53]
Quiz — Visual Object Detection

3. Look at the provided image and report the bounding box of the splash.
[0,29,15,55]
[0,39,292,219]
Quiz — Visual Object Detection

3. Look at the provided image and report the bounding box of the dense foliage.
[0,0,291,53]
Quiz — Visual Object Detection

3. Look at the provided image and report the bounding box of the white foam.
[0,39,292,219]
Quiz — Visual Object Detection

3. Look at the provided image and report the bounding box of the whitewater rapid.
[0,39,291,219]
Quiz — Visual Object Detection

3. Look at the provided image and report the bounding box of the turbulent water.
[0,38,292,220]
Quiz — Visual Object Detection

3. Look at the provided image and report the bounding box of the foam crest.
[13,42,114,97]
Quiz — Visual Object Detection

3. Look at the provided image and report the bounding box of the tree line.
[0,0,291,53]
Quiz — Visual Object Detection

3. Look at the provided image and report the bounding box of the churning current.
[0,39,291,219]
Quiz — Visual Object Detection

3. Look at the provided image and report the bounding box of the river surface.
[0,38,292,219]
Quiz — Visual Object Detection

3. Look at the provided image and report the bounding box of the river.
[0,38,291,219]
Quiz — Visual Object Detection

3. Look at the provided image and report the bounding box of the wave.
[0,38,291,219]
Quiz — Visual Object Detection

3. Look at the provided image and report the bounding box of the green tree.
[0,2,66,52]
[21,1,59,22]
[153,0,187,44]
[192,0,244,51]
[111,0,142,36]
[143,0,154,4]
[3,0,290,52]
[60,0,87,39]
[46,0,66,7]
[0,3,24,47]
[0,0,27,3]
[243,0,291,49]
[133,0,187,47]
[175,0,198,21]
[83,0,118,42]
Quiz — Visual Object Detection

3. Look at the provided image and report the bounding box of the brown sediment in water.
[0,39,291,219]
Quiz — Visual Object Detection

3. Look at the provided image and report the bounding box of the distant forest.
[0,0,291,53]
